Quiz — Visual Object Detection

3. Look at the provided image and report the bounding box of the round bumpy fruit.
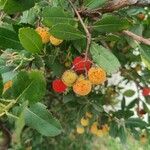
[73,79,92,96]
[73,56,92,73]
[50,35,63,46]
[96,129,103,137]
[36,27,50,44]
[52,79,67,93]
[62,70,78,87]
[142,88,150,96]
[88,67,106,85]
[76,126,85,134]
[86,112,92,119]
[140,134,147,144]
[80,117,89,127]
[102,124,109,135]
[90,122,98,135]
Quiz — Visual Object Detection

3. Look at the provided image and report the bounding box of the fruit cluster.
[76,112,109,137]
[35,27,63,46]
[90,122,109,137]
[76,112,92,134]
[52,56,107,96]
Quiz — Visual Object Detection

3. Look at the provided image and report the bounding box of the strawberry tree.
[0,0,150,149]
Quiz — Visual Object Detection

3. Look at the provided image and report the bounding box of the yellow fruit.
[85,112,92,118]
[36,27,50,44]
[62,70,78,87]
[50,35,63,46]
[90,122,98,135]
[80,117,89,126]
[102,124,109,135]
[76,126,85,134]
[140,134,148,144]
[3,80,13,92]
[88,67,106,85]
[73,79,92,96]
[77,75,85,81]
[96,129,103,137]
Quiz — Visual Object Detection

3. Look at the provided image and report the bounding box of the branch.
[0,121,11,150]
[68,0,91,60]
[123,30,150,46]
[79,0,150,17]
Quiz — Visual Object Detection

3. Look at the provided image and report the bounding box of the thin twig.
[68,0,91,60]
[123,30,150,46]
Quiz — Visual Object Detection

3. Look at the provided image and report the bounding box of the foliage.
[0,0,150,149]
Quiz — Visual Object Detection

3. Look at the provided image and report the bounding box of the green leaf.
[109,121,118,138]
[90,42,121,74]
[126,118,148,128]
[123,90,135,97]
[15,106,26,143]
[20,7,39,25]
[49,24,86,40]
[19,27,43,54]
[84,0,106,9]
[0,27,23,50]
[63,93,76,103]
[12,70,46,103]
[126,99,137,110]
[42,7,76,27]
[92,15,130,33]
[140,44,150,70]
[0,0,35,14]
[118,126,127,143]
[24,103,62,137]
[121,97,126,110]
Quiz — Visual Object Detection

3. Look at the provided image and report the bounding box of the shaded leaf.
[12,70,46,104]
[0,27,22,50]
[49,24,85,40]
[24,103,62,136]
[0,0,35,14]
[126,118,148,128]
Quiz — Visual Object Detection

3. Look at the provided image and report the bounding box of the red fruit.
[136,108,146,117]
[52,79,67,93]
[73,56,92,73]
[139,109,146,115]
[142,88,150,96]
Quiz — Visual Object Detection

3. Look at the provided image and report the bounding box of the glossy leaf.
[19,27,43,54]
[42,7,76,27]
[140,44,150,70]
[84,0,106,9]
[93,15,130,33]
[123,90,135,97]
[90,42,121,74]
